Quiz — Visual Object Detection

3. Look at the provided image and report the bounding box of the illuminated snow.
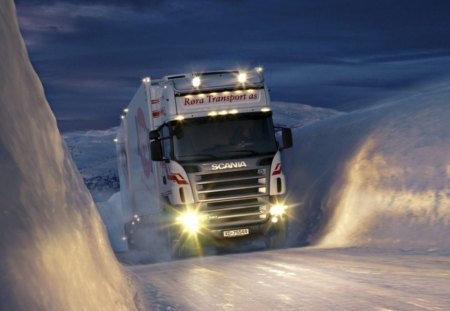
[285,81,450,251]
[0,1,139,310]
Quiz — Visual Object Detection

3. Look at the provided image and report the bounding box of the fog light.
[270,204,287,216]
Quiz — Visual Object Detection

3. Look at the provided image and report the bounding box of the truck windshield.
[171,113,277,162]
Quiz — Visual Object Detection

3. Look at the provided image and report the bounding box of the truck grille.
[196,169,267,201]
[192,168,269,229]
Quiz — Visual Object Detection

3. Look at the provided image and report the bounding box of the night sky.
[15,0,450,132]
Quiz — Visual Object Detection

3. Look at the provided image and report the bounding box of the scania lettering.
[211,162,247,170]
[116,69,293,258]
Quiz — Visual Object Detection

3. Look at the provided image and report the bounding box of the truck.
[116,68,293,257]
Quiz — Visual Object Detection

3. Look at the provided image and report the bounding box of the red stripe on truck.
[168,173,188,185]
[272,163,282,175]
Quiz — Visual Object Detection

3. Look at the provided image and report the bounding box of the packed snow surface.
[285,80,450,251]
[0,1,139,310]
[131,248,450,310]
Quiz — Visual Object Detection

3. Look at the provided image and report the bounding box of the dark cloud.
[15,0,166,10]
[15,0,450,131]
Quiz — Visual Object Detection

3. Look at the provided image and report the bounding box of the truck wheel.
[265,221,288,249]
[166,229,193,259]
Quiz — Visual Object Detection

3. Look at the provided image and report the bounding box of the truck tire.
[166,228,197,259]
[265,221,288,249]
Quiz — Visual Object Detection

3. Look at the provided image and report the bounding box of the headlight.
[270,204,287,216]
[176,211,202,233]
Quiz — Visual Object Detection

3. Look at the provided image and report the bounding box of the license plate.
[223,228,249,238]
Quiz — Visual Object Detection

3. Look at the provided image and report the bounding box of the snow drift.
[0,1,139,310]
[286,81,450,251]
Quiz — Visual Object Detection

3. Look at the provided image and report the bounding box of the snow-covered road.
[128,248,450,310]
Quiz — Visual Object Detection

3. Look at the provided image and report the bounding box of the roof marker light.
[261,107,271,112]
[192,76,201,88]
[229,109,238,114]
[142,77,150,83]
[208,111,218,117]
[219,110,228,115]
[175,115,185,121]
[123,108,129,113]
[238,72,247,83]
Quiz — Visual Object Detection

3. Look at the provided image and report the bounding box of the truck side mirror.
[282,128,293,149]
[150,140,164,161]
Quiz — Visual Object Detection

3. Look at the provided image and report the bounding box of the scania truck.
[116,68,292,257]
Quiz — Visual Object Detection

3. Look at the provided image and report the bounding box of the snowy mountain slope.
[63,102,342,203]
[0,2,139,310]
[272,101,344,128]
[284,80,450,251]
[64,127,119,201]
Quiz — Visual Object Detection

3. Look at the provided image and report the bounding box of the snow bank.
[0,1,139,310]
[285,81,450,251]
